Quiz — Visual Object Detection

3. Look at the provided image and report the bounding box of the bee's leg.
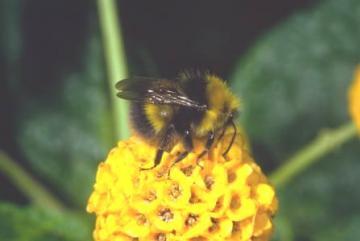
[141,149,164,171]
[141,124,175,170]
[222,118,237,157]
[197,131,215,160]
[152,149,164,168]
[217,125,227,142]
[172,129,193,166]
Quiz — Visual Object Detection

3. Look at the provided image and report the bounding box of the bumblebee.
[116,71,240,169]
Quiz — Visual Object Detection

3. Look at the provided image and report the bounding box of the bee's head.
[221,101,239,126]
[228,109,239,120]
[194,74,240,137]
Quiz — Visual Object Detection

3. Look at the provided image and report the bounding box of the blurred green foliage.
[0,203,91,241]
[232,0,360,163]
[18,36,113,207]
[0,0,360,240]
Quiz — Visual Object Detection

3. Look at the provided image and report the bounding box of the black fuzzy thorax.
[173,71,208,133]
[177,71,208,106]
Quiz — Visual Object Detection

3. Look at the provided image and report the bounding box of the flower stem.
[97,0,129,140]
[270,122,357,188]
[0,150,66,211]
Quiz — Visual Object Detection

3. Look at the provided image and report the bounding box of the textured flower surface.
[87,133,278,241]
[349,66,360,133]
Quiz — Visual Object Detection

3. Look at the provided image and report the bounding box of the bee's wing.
[116,77,207,110]
[147,88,208,110]
[115,77,154,101]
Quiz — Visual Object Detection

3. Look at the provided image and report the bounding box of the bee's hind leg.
[152,149,164,168]
[140,148,165,171]
[141,124,175,170]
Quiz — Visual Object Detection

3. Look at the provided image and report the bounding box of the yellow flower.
[349,66,360,133]
[87,133,278,241]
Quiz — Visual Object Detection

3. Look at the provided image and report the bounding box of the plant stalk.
[0,151,66,211]
[97,0,129,140]
[270,122,357,188]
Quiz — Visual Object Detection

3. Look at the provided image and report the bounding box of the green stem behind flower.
[270,122,357,188]
[97,0,129,140]
[0,151,66,211]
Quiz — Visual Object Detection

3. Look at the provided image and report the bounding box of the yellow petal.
[227,197,257,221]
[254,183,276,209]
[204,217,233,240]
[181,212,213,239]
[253,212,273,238]
[231,217,255,241]
[150,208,183,232]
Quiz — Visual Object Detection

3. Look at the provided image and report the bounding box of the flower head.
[349,66,360,133]
[87,133,278,241]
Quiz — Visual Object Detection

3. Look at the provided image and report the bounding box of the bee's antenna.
[222,118,237,157]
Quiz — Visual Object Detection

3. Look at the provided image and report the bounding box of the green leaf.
[17,35,113,207]
[0,203,92,241]
[230,0,360,240]
[315,217,360,241]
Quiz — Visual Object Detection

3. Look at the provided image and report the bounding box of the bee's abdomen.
[130,103,156,139]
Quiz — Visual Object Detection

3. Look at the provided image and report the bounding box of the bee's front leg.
[222,118,237,157]
[172,129,193,166]
[197,131,215,160]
